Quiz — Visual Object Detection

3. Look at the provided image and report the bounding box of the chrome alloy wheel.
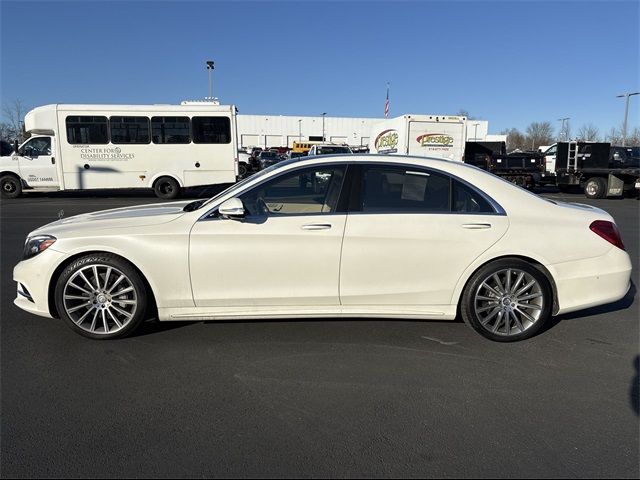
[474,268,544,337]
[62,264,138,335]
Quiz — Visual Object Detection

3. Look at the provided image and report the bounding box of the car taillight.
[589,220,625,250]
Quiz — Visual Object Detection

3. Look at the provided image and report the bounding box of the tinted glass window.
[66,116,109,144]
[1,140,13,156]
[22,137,51,156]
[361,166,450,213]
[452,179,494,213]
[192,116,231,144]
[110,116,150,144]
[151,117,190,144]
[240,166,346,216]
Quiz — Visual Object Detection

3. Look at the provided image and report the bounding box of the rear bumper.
[551,246,632,315]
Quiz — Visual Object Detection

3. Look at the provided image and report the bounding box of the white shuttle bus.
[0,101,239,199]
[369,114,467,161]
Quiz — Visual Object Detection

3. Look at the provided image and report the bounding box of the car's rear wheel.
[461,259,552,342]
[54,253,149,339]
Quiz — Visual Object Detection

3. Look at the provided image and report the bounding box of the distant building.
[237,114,498,149]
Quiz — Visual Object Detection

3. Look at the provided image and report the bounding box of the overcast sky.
[1,0,638,136]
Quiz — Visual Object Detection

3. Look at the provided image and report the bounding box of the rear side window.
[361,166,451,213]
[452,179,494,213]
[151,117,190,144]
[192,117,231,144]
[110,116,150,144]
[66,116,109,144]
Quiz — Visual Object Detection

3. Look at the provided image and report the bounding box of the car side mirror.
[218,197,245,220]
[13,140,19,154]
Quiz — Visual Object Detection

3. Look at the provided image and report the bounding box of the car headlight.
[23,235,57,260]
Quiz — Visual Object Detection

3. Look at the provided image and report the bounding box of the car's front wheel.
[54,253,149,339]
[460,259,553,342]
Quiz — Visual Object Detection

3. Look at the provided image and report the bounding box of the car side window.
[239,165,346,216]
[361,165,451,213]
[21,137,51,157]
[452,179,494,213]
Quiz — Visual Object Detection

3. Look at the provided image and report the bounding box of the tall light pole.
[558,117,570,141]
[616,92,639,146]
[321,112,327,141]
[206,60,215,99]
[298,119,302,141]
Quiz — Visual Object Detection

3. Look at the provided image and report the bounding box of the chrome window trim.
[358,162,506,216]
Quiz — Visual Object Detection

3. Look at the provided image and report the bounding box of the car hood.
[30,200,194,237]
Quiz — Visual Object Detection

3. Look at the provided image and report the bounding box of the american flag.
[384,84,390,118]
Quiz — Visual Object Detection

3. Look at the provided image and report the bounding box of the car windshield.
[261,151,278,158]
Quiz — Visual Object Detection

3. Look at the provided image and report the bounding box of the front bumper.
[551,245,633,315]
[13,248,67,318]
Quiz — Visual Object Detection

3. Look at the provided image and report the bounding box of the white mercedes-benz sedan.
[13,155,632,341]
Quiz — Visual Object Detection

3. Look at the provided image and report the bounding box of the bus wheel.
[1,174,23,199]
[238,163,249,179]
[584,177,607,199]
[153,176,181,200]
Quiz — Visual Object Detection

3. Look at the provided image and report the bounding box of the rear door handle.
[462,223,492,229]
[301,223,332,230]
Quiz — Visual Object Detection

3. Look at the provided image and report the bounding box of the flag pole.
[385,82,390,119]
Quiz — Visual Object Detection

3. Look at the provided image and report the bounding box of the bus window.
[110,116,150,144]
[151,117,190,144]
[66,116,109,144]
[192,117,231,144]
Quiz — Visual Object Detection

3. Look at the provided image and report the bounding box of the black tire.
[238,162,249,179]
[1,174,22,199]
[54,253,150,339]
[153,176,181,200]
[460,258,553,342]
[584,177,607,199]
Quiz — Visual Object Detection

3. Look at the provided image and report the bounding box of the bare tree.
[525,121,554,149]
[1,99,27,142]
[501,128,528,151]
[605,126,624,145]
[456,109,476,120]
[577,124,600,141]
[625,127,640,146]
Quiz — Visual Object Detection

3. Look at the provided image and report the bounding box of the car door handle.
[301,223,332,230]
[461,223,492,229]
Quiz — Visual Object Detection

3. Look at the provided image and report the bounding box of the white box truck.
[369,114,467,161]
[0,101,239,199]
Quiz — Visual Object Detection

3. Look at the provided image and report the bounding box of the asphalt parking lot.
[1,189,638,478]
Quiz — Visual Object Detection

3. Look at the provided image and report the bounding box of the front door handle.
[462,223,492,229]
[301,223,332,231]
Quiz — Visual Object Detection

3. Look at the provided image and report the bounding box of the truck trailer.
[369,115,467,161]
[0,101,239,199]
[554,141,640,198]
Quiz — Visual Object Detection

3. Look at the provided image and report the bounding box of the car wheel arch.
[47,250,158,320]
[452,254,559,316]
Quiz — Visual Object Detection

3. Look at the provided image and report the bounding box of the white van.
[0,101,239,199]
[369,114,467,161]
